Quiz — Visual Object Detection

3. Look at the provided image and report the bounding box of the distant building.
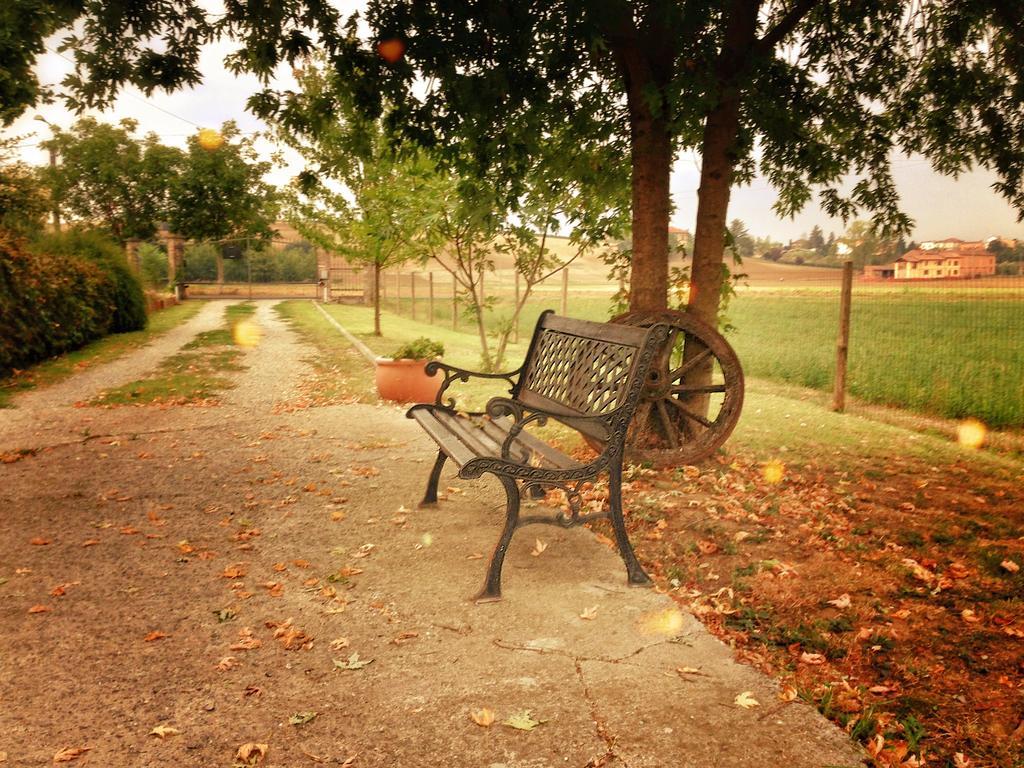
[864,245,996,280]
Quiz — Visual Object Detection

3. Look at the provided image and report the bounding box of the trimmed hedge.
[32,230,148,333]
[0,230,147,376]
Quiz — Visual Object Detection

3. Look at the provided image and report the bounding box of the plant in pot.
[375,337,445,404]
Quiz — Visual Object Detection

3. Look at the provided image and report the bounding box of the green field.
[726,293,1024,428]
[370,283,1024,429]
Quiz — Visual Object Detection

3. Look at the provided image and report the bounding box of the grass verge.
[0,302,203,408]
[272,301,377,407]
[87,302,255,406]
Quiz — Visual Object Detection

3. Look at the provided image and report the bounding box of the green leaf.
[502,710,545,731]
[289,711,318,726]
[333,652,373,670]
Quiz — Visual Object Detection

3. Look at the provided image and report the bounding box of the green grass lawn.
[0,302,203,408]
[292,300,1024,476]
[373,284,1024,429]
[726,294,1024,428]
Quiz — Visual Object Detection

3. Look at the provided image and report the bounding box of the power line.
[45,45,201,129]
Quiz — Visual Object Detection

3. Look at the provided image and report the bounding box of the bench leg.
[608,461,653,587]
[474,475,520,603]
[419,449,447,509]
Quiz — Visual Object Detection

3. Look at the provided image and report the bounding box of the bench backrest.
[514,311,665,443]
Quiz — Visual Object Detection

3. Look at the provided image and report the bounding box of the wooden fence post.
[428,272,435,325]
[561,267,569,315]
[832,260,854,412]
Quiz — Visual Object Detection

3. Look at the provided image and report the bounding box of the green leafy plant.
[389,337,444,361]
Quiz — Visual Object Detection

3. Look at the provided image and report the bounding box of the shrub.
[0,232,119,375]
[390,337,444,360]
[31,229,147,333]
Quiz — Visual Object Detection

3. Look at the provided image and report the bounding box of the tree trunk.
[627,114,673,313]
[373,261,381,336]
[687,95,742,327]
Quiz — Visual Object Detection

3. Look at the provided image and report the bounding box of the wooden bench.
[407,311,669,602]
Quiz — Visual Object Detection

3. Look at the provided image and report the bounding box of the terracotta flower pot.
[375,358,443,404]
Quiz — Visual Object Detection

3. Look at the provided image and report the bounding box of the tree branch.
[753,0,819,59]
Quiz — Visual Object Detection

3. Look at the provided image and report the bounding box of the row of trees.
[6,1,1021,337]
[36,118,276,255]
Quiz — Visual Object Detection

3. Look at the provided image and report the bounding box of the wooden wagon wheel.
[589,309,744,467]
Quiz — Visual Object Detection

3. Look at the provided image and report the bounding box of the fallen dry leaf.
[222,564,247,578]
[144,631,168,642]
[778,685,797,702]
[392,631,419,645]
[52,746,90,763]
[28,605,51,614]
[961,609,982,624]
[531,539,548,557]
[272,562,287,572]
[149,725,180,739]
[268,618,314,650]
[948,562,970,579]
[235,742,268,765]
[503,710,544,731]
[30,537,51,546]
[799,652,827,665]
[49,582,79,598]
[471,708,495,727]
[826,594,851,609]
[329,637,350,650]
[230,627,262,651]
[263,582,284,597]
[579,605,599,620]
[216,656,240,671]
[1001,559,1020,573]
[734,691,760,709]
[81,539,100,547]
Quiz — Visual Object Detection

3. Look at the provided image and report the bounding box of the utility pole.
[34,116,61,232]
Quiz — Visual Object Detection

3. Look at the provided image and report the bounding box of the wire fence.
[374,258,1024,431]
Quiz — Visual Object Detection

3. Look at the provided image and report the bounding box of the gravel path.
[0,301,230,444]
[0,299,863,768]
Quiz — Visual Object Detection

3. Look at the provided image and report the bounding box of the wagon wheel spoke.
[669,346,713,380]
[655,399,680,448]
[666,395,714,429]
[658,329,680,371]
[671,383,728,395]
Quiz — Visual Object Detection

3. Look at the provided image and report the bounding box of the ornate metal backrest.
[514,312,665,444]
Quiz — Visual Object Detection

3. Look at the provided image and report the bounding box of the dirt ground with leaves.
[0,301,864,768]
[579,450,1023,768]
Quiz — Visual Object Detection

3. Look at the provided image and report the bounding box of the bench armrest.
[426,361,522,409]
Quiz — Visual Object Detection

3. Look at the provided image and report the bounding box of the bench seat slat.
[411,406,580,471]
[410,409,477,468]
[474,416,580,470]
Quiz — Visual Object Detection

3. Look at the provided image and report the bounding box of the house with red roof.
[864,238,996,280]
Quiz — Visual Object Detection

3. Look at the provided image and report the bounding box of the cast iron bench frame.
[407,310,670,602]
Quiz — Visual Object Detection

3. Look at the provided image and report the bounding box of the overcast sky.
[7,39,1023,244]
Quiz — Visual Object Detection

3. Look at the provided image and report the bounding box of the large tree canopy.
[43,117,183,241]
[8,1,1023,321]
